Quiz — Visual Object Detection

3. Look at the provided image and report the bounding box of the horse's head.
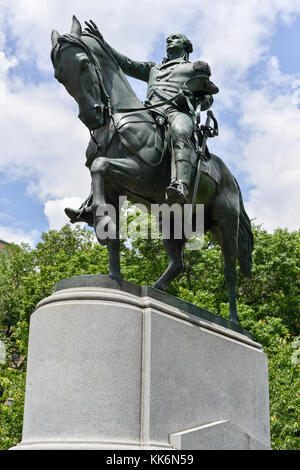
[51,16,106,130]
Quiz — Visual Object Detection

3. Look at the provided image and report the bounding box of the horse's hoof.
[229,314,239,324]
[65,207,93,225]
[152,282,165,291]
[109,274,122,280]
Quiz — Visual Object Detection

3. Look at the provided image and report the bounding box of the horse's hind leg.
[153,237,186,291]
[107,194,122,279]
[213,218,239,323]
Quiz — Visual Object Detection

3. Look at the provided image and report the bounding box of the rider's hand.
[182,88,193,99]
[84,20,104,41]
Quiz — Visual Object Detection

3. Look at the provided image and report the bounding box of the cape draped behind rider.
[65,24,219,224]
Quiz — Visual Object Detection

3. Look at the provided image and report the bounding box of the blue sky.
[271,16,300,74]
[0,0,299,245]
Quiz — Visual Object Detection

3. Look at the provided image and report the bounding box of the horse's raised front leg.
[213,219,239,324]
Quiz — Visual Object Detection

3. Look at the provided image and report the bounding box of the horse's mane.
[51,33,96,67]
[51,31,142,109]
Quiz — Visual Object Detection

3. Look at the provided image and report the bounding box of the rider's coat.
[147,58,212,105]
[102,40,217,199]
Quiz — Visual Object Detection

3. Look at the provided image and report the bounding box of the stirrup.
[166,181,188,205]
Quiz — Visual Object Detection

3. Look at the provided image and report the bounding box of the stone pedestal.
[12,275,270,450]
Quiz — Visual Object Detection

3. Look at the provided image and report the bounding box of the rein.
[113,89,190,114]
[54,33,193,168]
[55,34,193,115]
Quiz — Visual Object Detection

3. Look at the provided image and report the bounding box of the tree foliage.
[0,224,299,450]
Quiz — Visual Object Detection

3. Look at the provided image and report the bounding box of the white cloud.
[0,51,17,104]
[44,197,86,230]
[238,73,300,231]
[0,80,90,199]
[0,224,38,246]
[3,0,299,79]
[205,52,300,232]
[0,0,299,233]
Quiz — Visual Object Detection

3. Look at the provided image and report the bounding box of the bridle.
[51,33,217,168]
[52,33,196,116]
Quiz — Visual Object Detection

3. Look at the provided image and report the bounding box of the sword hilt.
[191,111,218,213]
[200,110,219,138]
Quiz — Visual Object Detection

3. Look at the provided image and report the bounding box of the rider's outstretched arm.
[84,20,155,82]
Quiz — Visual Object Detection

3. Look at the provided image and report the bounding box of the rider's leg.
[166,112,194,204]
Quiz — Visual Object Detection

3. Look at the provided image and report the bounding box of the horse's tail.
[235,178,254,277]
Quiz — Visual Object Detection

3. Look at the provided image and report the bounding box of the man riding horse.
[52,16,254,323]
[65,22,218,224]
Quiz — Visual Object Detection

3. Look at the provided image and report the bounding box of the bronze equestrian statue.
[81,27,217,205]
[51,16,254,324]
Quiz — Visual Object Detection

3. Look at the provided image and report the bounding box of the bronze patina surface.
[51,17,254,323]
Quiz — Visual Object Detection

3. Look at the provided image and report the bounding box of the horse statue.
[50,16,254,324]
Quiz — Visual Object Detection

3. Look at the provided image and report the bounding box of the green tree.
[0,224,299,449]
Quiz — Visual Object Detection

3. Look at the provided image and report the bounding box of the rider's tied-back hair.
[182,35,193,55]
[166,33,193,61]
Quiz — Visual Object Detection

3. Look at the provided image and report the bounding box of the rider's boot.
[166,147,192,205]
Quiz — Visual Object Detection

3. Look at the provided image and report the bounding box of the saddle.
[65,116,220,226]
[115,108,220,188]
